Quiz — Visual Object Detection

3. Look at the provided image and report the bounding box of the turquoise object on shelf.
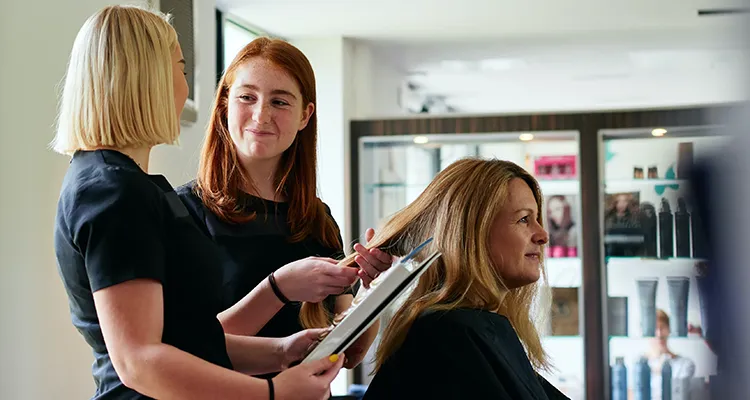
[604,142,616,162]
[654,165,680,195]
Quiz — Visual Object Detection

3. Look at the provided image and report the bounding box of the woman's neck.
[240,156,285,202]
[95,146,151,172]
[491,290,508,309]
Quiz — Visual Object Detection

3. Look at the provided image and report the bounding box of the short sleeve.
[71,173,166,292]
[175,181,211,237]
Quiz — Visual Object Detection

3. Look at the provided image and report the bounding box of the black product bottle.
[658,198,674,259]
[639,202,657,257]
[675,197,691,257]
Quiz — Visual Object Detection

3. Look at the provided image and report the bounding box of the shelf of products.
[602,127,727,400]
[358,132,584,399]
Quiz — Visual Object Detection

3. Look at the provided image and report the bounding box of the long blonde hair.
[338,158,551,372]
[52,5,179,155]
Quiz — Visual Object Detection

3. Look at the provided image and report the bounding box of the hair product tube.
[611,357,628,400]
[667,276,690,337]
[634,357,652,400]
[639,202,658,258]
[662,359,672,400]
[659,198,674,259]
[675,198,691,258]
[637,278,659,336]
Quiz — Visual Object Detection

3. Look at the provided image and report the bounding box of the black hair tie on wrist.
[268,272,292,305]
[266,377,275,400]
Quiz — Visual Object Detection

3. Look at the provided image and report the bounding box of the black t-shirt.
[364,309,569,400]
[175,180,352,341]
[54,150,233,400]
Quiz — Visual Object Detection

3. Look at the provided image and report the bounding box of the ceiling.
[219,0,748,115]
[219,0,747,40]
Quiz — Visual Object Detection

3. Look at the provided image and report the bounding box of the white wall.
[150,0,216,186]
[0,0,215,398]
[291,36,393,394]
[290,38,407,247]
[292,37,353,246]
[348,42,405,119]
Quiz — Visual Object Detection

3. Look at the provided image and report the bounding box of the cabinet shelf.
[605,178,689,187]
[606,257,705,274]
[546,257,581,288]
[608,335,706,341]
[365,179,583,197]
[538,179,580,195]
[608,336,717,377]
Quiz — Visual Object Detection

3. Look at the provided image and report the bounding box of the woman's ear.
[298,102,315,131]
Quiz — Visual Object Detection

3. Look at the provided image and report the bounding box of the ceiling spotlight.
[519,133,534,141]
[413,136,429,144]
[651,128,667,137]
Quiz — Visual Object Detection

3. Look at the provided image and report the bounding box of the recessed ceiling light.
[651,128,667,137]
[413,136,429,144]
[519,133,534,141]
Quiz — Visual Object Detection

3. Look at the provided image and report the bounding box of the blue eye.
[519,216,530,224]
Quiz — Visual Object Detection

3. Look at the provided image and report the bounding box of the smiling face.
[226,57,314,166]
[489,178,549,289]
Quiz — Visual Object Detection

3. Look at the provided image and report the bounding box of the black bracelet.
[268,272,292,305]
[266,377,275,400]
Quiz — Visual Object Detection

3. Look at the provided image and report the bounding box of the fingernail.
[329,354,339,362]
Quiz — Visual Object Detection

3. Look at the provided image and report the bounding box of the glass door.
[358,131,585,400]
[601,126,728,400]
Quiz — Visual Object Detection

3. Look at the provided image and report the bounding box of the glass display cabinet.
[601,126,728,400]
[357,131,586,400]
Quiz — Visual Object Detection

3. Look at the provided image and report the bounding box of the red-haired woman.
[176,37,390,373]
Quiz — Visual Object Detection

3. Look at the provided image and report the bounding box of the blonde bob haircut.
[52,5,179,155]
[339,158,552,373]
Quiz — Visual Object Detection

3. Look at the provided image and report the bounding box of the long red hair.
[196,38,341,327]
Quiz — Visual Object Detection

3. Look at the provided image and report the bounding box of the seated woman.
[342,158,569,399]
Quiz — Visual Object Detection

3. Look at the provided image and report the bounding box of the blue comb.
[399,237,434,263]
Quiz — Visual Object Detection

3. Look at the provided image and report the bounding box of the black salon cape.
[364,308,569,400]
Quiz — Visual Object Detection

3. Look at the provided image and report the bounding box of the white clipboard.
[302,238,442,363]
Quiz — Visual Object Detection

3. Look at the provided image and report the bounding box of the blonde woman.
[52,6,341,400]
[344,159,569,399]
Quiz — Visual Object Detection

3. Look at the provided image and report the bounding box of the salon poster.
[603,192,643,257]
[544,195,579,258]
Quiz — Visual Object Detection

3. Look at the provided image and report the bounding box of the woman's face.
[226,57,314,166]
[172,43,189,119]
[615,195,630,213]
[547,197,565,224]
[655,318,670,344]
[489,178,549,289]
